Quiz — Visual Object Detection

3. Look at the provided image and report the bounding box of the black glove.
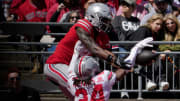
[114,57,131,70]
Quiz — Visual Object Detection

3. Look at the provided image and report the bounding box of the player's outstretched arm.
[76,27,128,69]
[76,27,109,59]
[76,27,132,69]
[115,69,129,80]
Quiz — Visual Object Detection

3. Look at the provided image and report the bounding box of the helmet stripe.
[78,56,85,78]
[108,72,113,80]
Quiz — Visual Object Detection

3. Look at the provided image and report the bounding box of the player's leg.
[44,64,74,100]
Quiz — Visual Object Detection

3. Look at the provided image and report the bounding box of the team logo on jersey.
[25,11,47,20]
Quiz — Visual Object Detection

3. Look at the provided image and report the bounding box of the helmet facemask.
[98,17,112,33]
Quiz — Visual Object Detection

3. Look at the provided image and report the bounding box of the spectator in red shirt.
[46,0,81,23]
[9,0,56,21]
[45,0,57,10]
[17,0,47,22]
[46,0,81,33]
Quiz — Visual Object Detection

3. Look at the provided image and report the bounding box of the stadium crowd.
[1,0,179,22]
[0,0,180,100]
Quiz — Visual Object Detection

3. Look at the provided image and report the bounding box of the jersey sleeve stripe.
[77,22,91,34]
[79,20,92,31]
[77,19,93,34]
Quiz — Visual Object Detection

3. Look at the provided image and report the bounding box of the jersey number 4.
[75,84,105,101]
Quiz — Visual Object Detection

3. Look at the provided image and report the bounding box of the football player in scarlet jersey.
[44,3,153,100]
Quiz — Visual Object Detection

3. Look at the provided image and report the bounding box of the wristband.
[106,55,113,63]
[114,58,131,70]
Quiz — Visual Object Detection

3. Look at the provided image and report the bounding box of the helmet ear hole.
[90,15,95,18]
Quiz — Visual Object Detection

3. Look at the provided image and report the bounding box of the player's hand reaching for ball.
[124,37,153,68]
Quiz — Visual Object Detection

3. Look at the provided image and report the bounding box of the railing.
[0,22,180,99]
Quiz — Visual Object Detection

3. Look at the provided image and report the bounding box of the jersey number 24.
[75,84,105,101]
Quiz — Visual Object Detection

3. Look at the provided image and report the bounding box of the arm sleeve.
[49,10,60,32]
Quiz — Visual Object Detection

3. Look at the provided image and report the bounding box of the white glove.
[124,37,153,67]
[135,37,153,51]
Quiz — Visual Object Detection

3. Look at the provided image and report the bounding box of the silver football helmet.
[85,3,113,33]
[74,56,100,80]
